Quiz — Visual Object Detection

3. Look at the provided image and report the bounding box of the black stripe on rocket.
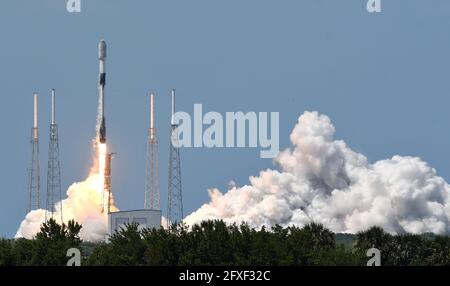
[100,73,106,86]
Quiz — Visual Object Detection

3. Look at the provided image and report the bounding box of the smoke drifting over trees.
[16,111,450,241]
[185,111,450,234]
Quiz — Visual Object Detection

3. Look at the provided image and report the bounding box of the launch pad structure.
[145,92,160,211]
[45,89,63,223]
[27,93,40,213]
[107,209,161,240]
[25,39,178,239]
[167,89,183,228]
[95,39,163,239]
[102,152,114,214]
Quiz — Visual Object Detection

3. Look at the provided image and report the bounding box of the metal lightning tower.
[45,89,63,223]
[27,92,40,213]
[167,89,183,227]
[145,92,160,210]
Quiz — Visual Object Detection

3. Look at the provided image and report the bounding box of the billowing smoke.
[16,143,117,242]
[185,111,450,234]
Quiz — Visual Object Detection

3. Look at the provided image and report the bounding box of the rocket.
[98,40,107,143]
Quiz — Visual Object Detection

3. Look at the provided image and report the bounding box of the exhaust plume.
[16,142,117,241]
[185,111,450,234]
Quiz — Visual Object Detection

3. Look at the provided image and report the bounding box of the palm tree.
[354,226,393,265]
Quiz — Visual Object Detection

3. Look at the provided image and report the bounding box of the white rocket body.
[98,40,107,143]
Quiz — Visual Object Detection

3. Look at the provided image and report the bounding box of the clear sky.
[1,0,450,237]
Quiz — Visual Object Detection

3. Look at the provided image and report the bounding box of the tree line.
[0,219,449,266]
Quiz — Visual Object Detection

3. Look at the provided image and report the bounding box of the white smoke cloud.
[16,174,117,242]
[185,111,450,234]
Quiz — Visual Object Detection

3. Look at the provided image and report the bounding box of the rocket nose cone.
[99,40,107,59]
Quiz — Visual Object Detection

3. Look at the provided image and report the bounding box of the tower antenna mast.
[167,89,183,228]
[45,89,63,223]
[27,92,40,213]
[145,92,160,210]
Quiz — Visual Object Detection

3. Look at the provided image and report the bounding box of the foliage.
[84,220,348,266]
[31,219,82,266]
[95,223,146,266]
[0,219,82,266]
[1,220,449,266]
[0,238,13,266]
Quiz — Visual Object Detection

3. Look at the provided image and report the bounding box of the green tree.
[179,220,234,266]
[31,218,83,266]
[105,223,146,266]
[312,244,365,266]
[354,226,393,265]
[11,238,35,266]
[85,242,114,266]
[286,223,336,265]
[80,220,450,266]
[0,239,13,266]
[228,223,253,265]
[141,227,180,266]
[238,225,292,266]
[391,234,432,266]
[302,223,335,252]
[422,236,450,265]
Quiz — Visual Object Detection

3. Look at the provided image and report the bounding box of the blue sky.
[1,0,450,237]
